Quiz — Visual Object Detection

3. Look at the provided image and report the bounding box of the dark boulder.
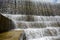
[0,14,15,33]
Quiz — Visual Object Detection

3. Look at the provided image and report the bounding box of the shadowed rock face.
[0,14,15,33]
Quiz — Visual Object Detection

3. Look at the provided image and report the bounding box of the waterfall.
[10,15,60,28]
[24,28,60,40]
[3,14,60,40]
[1,0,60,40]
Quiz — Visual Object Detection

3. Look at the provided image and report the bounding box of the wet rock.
[50,22,60,27]
[0,14,15,33]
[0,30,24,40]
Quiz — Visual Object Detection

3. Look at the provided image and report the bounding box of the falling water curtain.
[0,0,60,15]
[0,0,60,40]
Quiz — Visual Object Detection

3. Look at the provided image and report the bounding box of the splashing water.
[3,14,60,40]
[2,0,60,40]
[24,28,60,40]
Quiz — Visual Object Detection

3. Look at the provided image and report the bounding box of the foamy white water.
[2,14,60,40]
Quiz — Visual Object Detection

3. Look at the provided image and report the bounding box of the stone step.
[2,14,60,21]
[11,15,60,21]
[24,28,60,39]
[15,21,60,28]
[29,36,60,40]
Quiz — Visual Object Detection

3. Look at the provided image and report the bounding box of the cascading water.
[24,28,60,40]
[1,0,60,40]
[3,14,60,40]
